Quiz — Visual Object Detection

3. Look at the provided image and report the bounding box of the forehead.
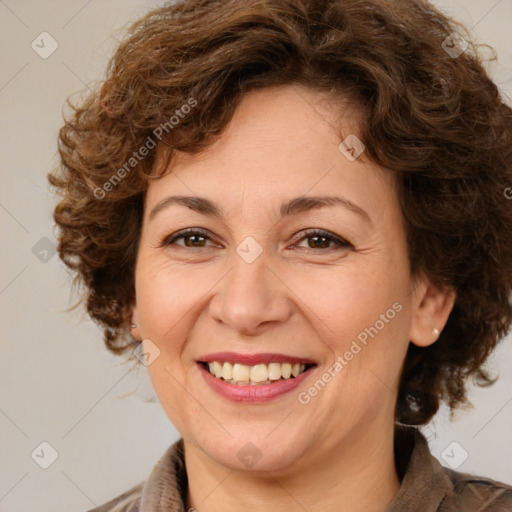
[145,85,396,219]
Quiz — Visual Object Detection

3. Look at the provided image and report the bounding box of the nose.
[208,249,293,336]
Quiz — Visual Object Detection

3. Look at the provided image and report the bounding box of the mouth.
[195,352,319,402]
[197,360,317,386]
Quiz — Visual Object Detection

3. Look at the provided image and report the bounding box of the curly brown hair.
[48,0,512,425]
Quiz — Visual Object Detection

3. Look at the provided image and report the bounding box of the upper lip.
[197,352,317,366]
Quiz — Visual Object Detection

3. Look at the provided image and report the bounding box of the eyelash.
[160,228,353,251]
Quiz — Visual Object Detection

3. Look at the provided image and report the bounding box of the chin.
[195,430,307,472]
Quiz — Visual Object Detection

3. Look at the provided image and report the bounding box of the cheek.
[135,257,206,338]
[294,259,406,336]
[145,360,191,434]
[295,259,411,386]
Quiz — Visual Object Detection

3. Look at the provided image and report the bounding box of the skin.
[130,85,456,512]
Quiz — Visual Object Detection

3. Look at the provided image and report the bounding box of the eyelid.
[160,227,353,251]
[291,228,353,249]
[160,227,215,247]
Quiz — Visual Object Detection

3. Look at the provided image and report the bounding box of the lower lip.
[197,362,316,403]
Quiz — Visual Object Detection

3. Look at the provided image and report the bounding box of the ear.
[409,275,456,348]
[130,299,141,340]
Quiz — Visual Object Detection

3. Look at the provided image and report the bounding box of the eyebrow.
[148,194,373,225]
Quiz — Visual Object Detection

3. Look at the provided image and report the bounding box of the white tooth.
[212,361,309,384]
[212,361,223,378]
[221,362,233,380]
[281,363,292,379]
[268,363,282,380]
[232,363,250,382]
[250,364,269,382]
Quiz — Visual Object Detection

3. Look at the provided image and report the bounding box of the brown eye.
[293,229,352,251]
[161,228,214,248]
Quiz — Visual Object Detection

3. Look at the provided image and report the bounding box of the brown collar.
[387,425,451,511]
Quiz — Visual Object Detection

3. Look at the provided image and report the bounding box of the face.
[131,85,454,474]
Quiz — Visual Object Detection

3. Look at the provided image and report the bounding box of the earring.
[130,322,138,329]
[432,326,440,338]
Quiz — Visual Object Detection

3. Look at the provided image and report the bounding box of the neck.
[184,422,401,512]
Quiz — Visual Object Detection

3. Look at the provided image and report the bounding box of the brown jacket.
[87,427,512,511]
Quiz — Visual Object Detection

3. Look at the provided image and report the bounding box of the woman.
[48,0,512,510]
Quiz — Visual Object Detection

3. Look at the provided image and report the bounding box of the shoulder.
[391,426,512,512]
[442,467,512,511]
[84,480,144,512]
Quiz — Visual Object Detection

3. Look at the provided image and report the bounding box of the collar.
[387,425,453,511]
[139,426,454,511]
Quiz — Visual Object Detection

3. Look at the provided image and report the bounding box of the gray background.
[1,1,511,510]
